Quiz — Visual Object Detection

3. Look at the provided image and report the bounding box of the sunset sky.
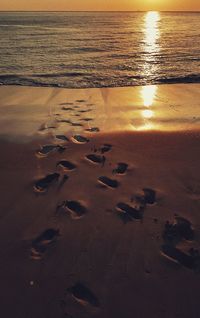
[0,0,200,11]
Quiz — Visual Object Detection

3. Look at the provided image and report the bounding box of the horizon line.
[0,10,200,13]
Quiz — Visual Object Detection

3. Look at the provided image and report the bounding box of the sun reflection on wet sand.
[142,109,154,119]
[141,85,157,107]
[138,85,157,130]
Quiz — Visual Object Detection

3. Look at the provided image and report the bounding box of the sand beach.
[0,84,200,317]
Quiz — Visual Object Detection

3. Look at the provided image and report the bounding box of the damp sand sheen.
[0,84,200,318]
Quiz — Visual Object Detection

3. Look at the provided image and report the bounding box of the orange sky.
[0,0,199,11]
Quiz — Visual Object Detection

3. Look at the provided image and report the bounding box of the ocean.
[0,11,200,88]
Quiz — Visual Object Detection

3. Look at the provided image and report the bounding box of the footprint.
[163,216,194,244]
[55,135,69,142]
[62,107,74,111]
[160,216,198,270]
[71,135,89,144]
[57,160,76,171]
[161,245,200,270]
[130,195,146,210]
[76,100,86,103]
[31,228,60,260]
[143,188,156,205]
[34,173,60,193]
[60,102,74,106]
[80,118,93,122]
[85,127,100,133]
[67,283,99,307]
[61,200,87,219]
[71,122,83,127]
[113,163,128,175]
[98,176,119,189]
[58,119,72,124]
[100,144,112,154]
[116,202,143,222]
[86,154,106,166]
[36,145,59,157]
[78,109,92,113]
[131,188,156,208]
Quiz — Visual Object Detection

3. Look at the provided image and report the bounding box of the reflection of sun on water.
[143,11,161,77]
[144,11,160,51]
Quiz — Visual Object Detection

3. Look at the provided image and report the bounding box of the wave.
[0,71,85,80]
[70,47,107,53]
[0,73,200,88]
[158,74,200,84]
[32,72,86,78]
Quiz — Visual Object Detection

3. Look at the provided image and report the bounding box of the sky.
[0,0,200,11]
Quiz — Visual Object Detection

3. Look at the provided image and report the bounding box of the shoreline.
[1,78,200,89]
[0,83,200,143]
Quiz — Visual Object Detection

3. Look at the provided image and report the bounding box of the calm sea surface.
[0,11,200,88]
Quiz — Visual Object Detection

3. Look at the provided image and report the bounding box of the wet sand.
[0,84,200,318]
